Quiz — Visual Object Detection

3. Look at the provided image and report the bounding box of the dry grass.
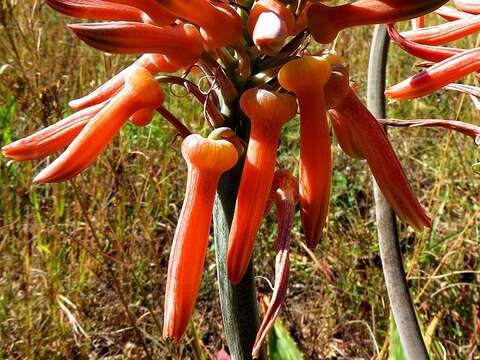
[0,1,479,359]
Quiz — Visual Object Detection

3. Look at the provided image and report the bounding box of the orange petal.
[227,88,297,285]
[387,23,463,62]
[278,56,333,249]
[307,0,448,43]
[68,22,204,67]
[163,133,238,341]
[158,0,242,48]
[106,0,176,25]
[33,66,164,183]
[329,109,366,159]
[298,95,332,249]
[2,101,107,161]
[334,89,432,230]
[385,48,480,100]
[69,54,178,110]
[401,14,480,45]
[46,0,151,22]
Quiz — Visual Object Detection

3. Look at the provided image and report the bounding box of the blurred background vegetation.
[0,1,479,359]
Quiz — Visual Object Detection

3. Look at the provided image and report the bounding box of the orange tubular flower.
[163,129,239,341]
[401,14,480,45]
[69,53,179,110]
[278,56,332,250]
[387,23,463,62]
[106,0,176,25]
[247,0,295,55]
[68,22,204,67]
[227,88,297,285]
[157,0,243,48]
[325,65,366,160]
[307,0,448,43]
[1,101,107,161]
[46,0,152,22]
[329,110,366,160]
[435,5,472,20]
[32,66,164,184]
[385,48,480,101]
[326,76,431,230]
[453,0,480,14]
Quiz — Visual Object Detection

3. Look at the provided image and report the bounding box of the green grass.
[1,1,479,359]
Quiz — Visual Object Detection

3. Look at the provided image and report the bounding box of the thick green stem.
[367,24,429,360]
[213,114,262,359]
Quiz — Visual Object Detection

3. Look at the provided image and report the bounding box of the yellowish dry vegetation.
[0,1,479,359]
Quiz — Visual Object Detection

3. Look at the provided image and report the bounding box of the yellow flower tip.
[278,55,332,95]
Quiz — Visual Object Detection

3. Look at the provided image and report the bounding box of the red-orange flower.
[227,88,297,285]
[308,0,448,43]
[33,66,164,183]
[163,129,239,341]
[278,55,333,250]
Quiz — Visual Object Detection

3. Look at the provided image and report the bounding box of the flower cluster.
[2,0,480,356]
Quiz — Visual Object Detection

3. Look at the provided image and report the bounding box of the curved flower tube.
[163,130,239,341]
[227,88,297,285]
[387,23,463,62]
[252,169,298,358]
[247,0,295,56]
[329,110,366,160]
[69,53,178,110]
[307,0,448,44]
[46,0,152,22]
[157,0,242,48]
[322,61,365,161]
[327,78,431,229]
[401,14,480,45]
[68,22,204,67]
[1,101,107,161]
[435,5,473,20]
[385,47,480,100]
[106,0,176,25]
[453,0,480,14]
[278,56,332,250]
[33,66,164,184]
[324,64,366,160]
